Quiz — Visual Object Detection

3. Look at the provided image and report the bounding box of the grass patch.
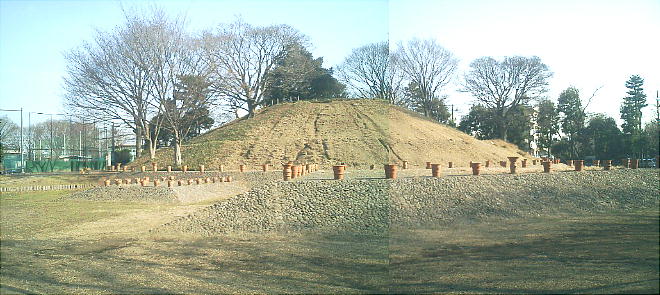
[0,173,100,188]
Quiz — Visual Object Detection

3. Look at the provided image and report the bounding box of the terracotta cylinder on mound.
[183,165,188,173]
[426,162,431,169]
[153,180,159,187]
[507,157,519,174]
[160,176,166,182]
[333,165,347,180]
[283,163,292,181]
[167,166,172,172]
[113,179,121,186]
[631,159,639,169]
[604,160,612,171]
[108,165,114,171]
[567,160,573,167]
[200,165,205,173]
[500,161,507,167]
[485,160,490,168]
[431,164,441,178]
[141,165,146,172]
[239,164,245,173]
[140,180,146,187]
[194,178,201,185]
[167,180,172,187]
[122,166,127,172]
[152,163,158,172]
[117,163,122,170]
[574,160,584,171]
[521,159,527,168]
[621,159,629,168]
[178,180,184,186]
[448,162,453,168]
[532,159,537,165]
[291,165,298,179]
[300,165,306,176]
[225,176,232,182]
[370,164,375,170]
[205,177,211,183]
[104,179,111,187]
[187,179,193,185]
[263,164,269,172]
[402,161,409,169]
[471,162,482,176]
[593,160,600,167]
[384,164,398,179]
[131,167,136,172]
[169,176,175,181]
[542,161,551,173]
[219,165,225,172]
[124,179,131,184]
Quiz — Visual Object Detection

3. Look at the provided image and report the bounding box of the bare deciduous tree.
[202,19,306,117]
[63,11,170,160]
[393,38,458,116]
[462,56,552,140]
[337,41,403,104]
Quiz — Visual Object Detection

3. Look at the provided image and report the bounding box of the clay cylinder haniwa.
[333,165,347,180]
[219,165,224,172]
[485,160,490,168]
[532,159,537,165]
[507,157,519,174]
[300,165,306,176]
[114,179,122,186]
[194,178,201,185]
[574,160,584,171]
[521,159,527,168]
[108,165,114,171]
[542,161,551,173]
[124,179,131,184]
[153,180,159,187]
[104,179,111,187]
[167,165,172,172]
[431,164,441,177]
[263,164,269,172]
[200,165,205,173]
[291,165,298,179]
[567,160,573,167]
[167,180,172,187]
[178,180,184,186]
[205,177,211,183]
[630,159,639,169]
[183,165,188,172]
[122,166,127,172]
[140,180,146,187]
[152,163,158,172]
[283,163,293,181]
[500,161,507,167]
[225,176,232,182]
[239,164,245,172]
[141,165,146,172]
[384,164,398,179]
[212,177,217,183]
[169,176,175,180]
[402,161,409,169]
[370,164,375,170]
[470,162,481,176]
[448,162,453,168]
[426,162,431,169]
[187,179,193,185]
[593,160,600,167]
[604,160,612,171]
[131,167,136,172]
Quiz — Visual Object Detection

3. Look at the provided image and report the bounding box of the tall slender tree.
[535,99,559,157]
[620,75,647,157]
[557,87,585,158]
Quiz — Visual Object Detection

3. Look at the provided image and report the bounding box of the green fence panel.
[25,159,106,173]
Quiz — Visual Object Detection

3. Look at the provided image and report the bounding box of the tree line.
[61,9,657,166]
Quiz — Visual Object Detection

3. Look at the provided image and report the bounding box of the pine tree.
[620,75,647,157]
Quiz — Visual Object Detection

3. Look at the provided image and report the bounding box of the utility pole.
[20,108,23,173]
[49,114,53,160]
[111,123,116,165]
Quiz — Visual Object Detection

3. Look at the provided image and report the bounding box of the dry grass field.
[1,170,658,294]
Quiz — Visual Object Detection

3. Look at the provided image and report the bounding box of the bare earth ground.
[1,171,659,294]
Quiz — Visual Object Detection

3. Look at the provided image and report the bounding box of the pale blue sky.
[1,0,659,127]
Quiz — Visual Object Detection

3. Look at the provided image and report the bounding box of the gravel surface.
[67,186,178,203]
[159,169,659,235]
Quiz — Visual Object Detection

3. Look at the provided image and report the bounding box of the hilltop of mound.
[132,99,529,169]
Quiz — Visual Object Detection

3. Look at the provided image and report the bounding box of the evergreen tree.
[459,104,533,150]
[535,99,560,157]
[403,82,451,124]
[557,87,585,158]
[619,75,647,157]
[583,114,624,160]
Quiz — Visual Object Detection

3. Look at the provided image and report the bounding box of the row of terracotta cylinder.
[282,163,320,180]
[103,175,233,187]
[109,163,275,173]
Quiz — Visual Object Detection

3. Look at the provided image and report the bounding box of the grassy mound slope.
[132,99,529,169]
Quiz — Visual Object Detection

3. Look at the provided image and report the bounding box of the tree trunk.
[135,124,143,159]
[247,100,256,118]
[173,131,182,167]
[147,138,156,160]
